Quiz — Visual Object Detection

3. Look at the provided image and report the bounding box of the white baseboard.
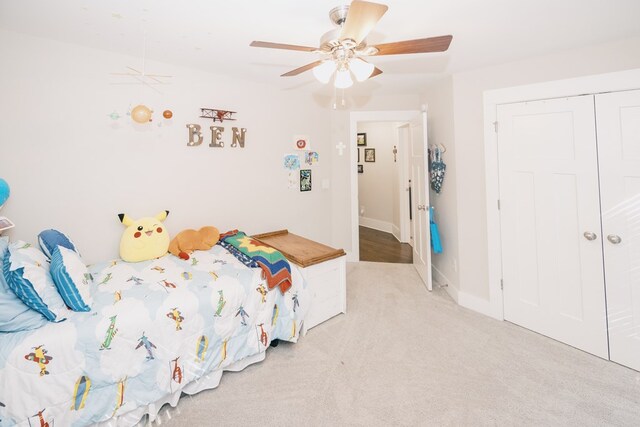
[359,217,393,234]
[457,291,495,318]
[431,265,495,318]
[391,224,401,242]
[432,265,458,302]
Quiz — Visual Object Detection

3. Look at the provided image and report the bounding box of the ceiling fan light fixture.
[334,68,353,89]
[250,2,454,91]
[312,60,336,84]
[349,58,375,82]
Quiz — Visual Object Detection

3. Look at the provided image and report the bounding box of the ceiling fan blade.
[369,67,383,79]
[281,60,324,77]
[250,41,318,52]
[147,75,164,84]
[340,1,388,45]
[145,74,173,78]
[372,35,453,56]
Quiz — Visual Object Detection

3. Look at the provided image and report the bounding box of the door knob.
[607,234,622,244]
[583,231,597,241]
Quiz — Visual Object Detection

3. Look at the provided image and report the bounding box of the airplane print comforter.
[0,244,308,426]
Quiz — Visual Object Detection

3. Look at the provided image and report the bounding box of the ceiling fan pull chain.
[332,85,337,109]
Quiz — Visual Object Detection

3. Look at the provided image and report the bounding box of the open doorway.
[356,120,413,263]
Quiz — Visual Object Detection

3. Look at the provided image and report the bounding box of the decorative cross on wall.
[336,141,346,156]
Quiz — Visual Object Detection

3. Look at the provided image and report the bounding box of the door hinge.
[500,279,504,290]
[493,121,499,133]
[497,199,501,210]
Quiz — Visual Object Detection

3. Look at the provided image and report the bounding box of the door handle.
[583,231,597,241]
[607,234,622,244]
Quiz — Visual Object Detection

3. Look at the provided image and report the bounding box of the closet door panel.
[498,96,608,358]
[596,89,640,371]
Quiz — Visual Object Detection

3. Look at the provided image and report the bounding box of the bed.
[0,243,309,426]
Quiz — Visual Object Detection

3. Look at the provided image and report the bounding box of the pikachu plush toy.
[118,211,170,262]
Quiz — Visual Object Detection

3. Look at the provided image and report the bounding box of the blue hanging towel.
[430,206,443,254]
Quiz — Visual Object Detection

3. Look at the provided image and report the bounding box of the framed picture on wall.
[300,169,312,191]
[0,216,15,232]
[364,148,376,162]
[357,133,367,146]
[357,164,363,174]
[293,135,310,150]
[358,148,360,162]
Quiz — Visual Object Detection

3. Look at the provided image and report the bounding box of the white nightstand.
[253,230,346,332]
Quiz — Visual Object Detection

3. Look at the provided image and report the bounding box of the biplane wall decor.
[200,108,236,122]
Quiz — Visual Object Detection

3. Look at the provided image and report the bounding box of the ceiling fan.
[250,0,452,88]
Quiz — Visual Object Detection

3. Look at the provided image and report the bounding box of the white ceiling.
[2,0,640,97]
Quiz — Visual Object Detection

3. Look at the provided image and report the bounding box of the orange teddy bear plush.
[168,226,220,260]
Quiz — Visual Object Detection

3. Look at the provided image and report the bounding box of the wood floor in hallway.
[359,226,413,263]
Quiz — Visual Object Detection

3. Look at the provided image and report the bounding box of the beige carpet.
[161,262,640,426]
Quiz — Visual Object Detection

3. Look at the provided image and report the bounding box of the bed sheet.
[0,244,308,426]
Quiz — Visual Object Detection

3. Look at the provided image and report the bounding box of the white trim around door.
[483,68,640,321]
[349,109,423,262]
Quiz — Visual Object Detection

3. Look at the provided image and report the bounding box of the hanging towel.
[430,147,446,194]
[430,206,443,254]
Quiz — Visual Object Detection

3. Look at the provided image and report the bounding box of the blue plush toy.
[0,178,9,210]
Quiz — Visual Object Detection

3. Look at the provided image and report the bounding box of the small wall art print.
[0,216,15,232]
[357,133,367,146]
[300,169,312,191]
[293,135,310,150]
[364,148,376,162]
[358,164,363,174]
[305,151,319,165]
[284,154,301,170]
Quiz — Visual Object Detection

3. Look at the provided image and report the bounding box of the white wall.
[0,29,332,263]
[356,122,400,233]
[430,36,640,306]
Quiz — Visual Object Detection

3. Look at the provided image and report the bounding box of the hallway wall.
[356,121,401,234]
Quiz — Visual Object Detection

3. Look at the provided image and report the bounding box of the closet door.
[498,95,609,358]
[596,89,640,371]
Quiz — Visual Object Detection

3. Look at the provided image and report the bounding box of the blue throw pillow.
[38,229,78,259]
[0,237,48,332]
[50,246,93,312]
[4,241,68,322]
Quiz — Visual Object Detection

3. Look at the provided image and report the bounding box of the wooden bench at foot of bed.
[252,230,346,331]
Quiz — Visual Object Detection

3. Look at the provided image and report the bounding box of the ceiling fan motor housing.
[329,4,350,26]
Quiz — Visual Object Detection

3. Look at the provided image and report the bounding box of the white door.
[410,112,433,290]
[498,96,609,358]
[596,89,640,371]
